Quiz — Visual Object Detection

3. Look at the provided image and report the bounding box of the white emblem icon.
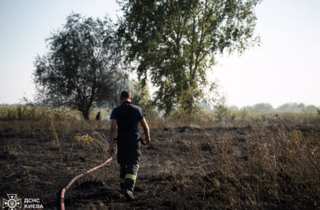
[3,194,21,210]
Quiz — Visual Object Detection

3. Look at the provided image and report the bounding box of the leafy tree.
[117,0,262,115]
[97,73,157,116]
[276,103,291,112]
[132,81,158,117]
[103,72,134,108]
[247,103,274,113]
[213,95,229,121]
[229,105,239,111]
[302,105,317,113]
[34,13,123,120]
[276,103,317,113]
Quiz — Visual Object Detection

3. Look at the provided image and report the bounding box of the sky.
[0,0,319,108]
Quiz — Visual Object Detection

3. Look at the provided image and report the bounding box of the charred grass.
[0,107,320,209]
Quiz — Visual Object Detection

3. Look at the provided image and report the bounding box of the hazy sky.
[0,0,319,108]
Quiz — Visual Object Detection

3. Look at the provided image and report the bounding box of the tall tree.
[117,0,262,115]
[34,13,124,120]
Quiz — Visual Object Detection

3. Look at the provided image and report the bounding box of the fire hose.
[60,157,113,210]
[59,136,146,209]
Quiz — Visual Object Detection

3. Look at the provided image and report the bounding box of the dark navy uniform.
[110,102,145,192]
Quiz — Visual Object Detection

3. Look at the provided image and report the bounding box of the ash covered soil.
[0,124,318,209]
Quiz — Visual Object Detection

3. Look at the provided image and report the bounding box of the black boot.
[124,189,135,201]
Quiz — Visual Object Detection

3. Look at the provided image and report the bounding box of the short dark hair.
[120,90,132,100]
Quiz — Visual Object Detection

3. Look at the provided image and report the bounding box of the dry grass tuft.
[74,134,103,146]
[3,140,23,155]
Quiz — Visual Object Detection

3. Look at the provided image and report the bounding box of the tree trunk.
[82,110,90,120]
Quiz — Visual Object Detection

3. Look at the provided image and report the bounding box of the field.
[0,107,320,209]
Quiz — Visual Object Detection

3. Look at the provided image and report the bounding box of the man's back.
[110,102,145,140]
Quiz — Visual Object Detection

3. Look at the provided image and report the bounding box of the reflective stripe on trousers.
[117,139,141,192]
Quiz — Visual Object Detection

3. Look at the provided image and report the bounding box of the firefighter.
[108,90,151,201]
[96,111,101,121]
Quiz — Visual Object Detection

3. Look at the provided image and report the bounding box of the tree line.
[229,103,319,113]
[33,0,262,120]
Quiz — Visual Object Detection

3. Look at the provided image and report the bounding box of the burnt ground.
[0,124,319,210]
